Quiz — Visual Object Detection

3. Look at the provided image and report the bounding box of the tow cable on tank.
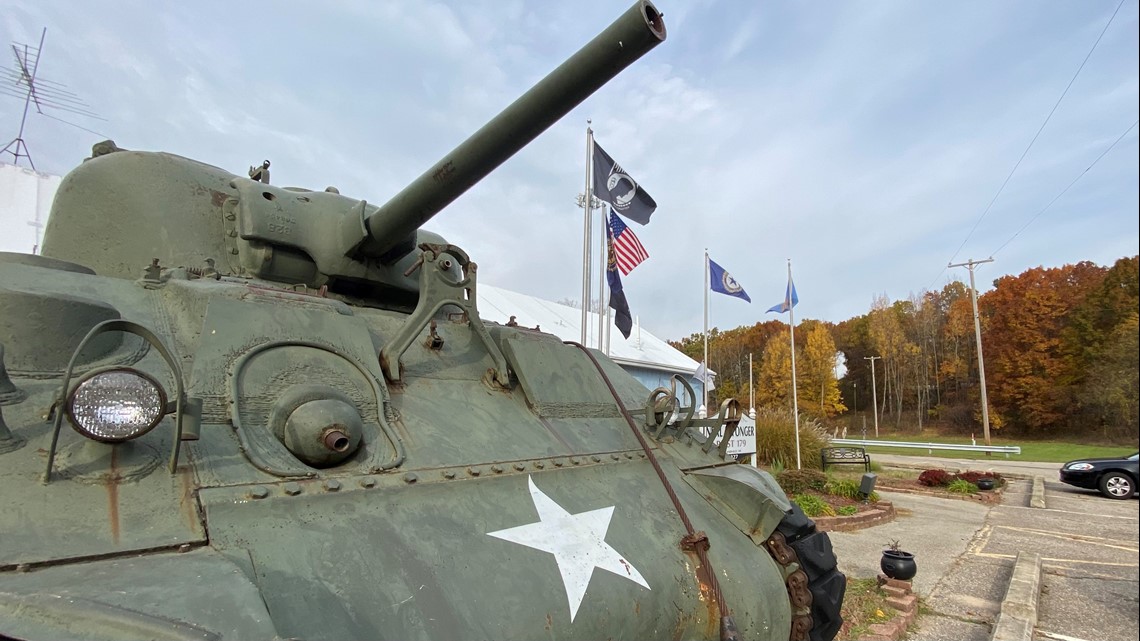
[566,342,741,641]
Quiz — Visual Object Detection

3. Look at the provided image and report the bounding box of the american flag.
[607,210,648,275]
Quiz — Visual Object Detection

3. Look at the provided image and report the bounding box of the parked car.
[1059,452,1139,499]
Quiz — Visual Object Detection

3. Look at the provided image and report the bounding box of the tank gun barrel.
[353,0,666,261]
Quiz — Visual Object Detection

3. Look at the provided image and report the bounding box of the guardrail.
[830,438,1021,457]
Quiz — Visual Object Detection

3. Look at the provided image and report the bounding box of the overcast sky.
[2,0,1137,341]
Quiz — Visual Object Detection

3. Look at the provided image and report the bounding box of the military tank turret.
[0,2,844,639]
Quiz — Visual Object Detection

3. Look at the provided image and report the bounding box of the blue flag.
[592,141,656,225]
[607,234,633,339]
[766,276,799,313]
[709,258,751,303]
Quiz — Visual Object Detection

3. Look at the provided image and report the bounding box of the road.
[870,452,1061,478]
[827,456,1138,641]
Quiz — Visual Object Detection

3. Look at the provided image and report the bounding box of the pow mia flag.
[592,141,656,225]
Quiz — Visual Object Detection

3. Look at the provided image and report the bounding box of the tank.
[0,3,845,640]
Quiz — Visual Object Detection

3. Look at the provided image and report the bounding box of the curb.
[990,550,1041,641]
[860,577,918,641]
[1029,476,1046,509]
[875,484,1004,506]
[815,501,896,532]
[877,461,1035,482]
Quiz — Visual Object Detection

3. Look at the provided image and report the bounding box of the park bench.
[820,446,871,472]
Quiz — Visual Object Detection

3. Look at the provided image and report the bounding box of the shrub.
[824,478,879,503]
[836,505,858,516]
[792,494,836,518]
[824,478,861,500]
[918,469,952,487]
[777,469,828,494]
[946,479,978,494]
[955,471,1003,486]
[770,458,786,475]
[754,408,832,470]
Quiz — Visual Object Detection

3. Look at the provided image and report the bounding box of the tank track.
[764,503,846,641]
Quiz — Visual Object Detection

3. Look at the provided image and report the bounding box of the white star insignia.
[488,475,651,622]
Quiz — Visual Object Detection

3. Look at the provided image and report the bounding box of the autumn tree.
[670,321,786,407]
[798,322,846,418]
[868,295,916,428]
[981,261,1106,434]
[756,333,794,411]
[666,255,1137,443]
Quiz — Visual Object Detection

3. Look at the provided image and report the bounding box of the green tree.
[1081,312,1139,440]
[1065,256,1140,373]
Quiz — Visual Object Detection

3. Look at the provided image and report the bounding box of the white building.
[477,283,706,404]
[0,163,60,255]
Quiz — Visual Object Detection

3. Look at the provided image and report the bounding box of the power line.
[990,119,1139,257]
[928,0,1127,290]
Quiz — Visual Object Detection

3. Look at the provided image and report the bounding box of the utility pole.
[864,356,880,438]
[949,257,994,446]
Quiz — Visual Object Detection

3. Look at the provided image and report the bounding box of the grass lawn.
[851,433,1134,463]
[837,577,901,640]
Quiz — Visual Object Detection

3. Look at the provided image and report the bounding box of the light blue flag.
[709,258,751,302]
[766,276,799,313]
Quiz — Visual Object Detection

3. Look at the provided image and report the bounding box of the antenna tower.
[1,28,103,170]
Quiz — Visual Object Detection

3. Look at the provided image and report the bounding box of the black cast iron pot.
[881,549,917,580]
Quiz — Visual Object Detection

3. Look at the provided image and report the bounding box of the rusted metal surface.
[567,341,735,635]
[104,447,121,545]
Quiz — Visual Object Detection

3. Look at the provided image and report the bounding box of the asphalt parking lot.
[828,465,1138,641]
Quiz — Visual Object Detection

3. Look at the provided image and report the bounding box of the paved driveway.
[827,465,1138,641]
[1029,480,1138,641]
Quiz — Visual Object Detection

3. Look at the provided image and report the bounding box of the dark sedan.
[1059,452,1139,499]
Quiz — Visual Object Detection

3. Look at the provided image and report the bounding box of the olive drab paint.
[0,2,845,639]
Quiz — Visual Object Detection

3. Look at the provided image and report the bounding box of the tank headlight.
[67,369,167,442]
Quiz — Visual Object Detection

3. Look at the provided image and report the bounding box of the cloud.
[2,0,1136,343]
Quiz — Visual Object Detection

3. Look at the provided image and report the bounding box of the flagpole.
[787,259,801,470]
[750,351,757,469]
[581,125,594,345]
[749,353,754,414]
[604,217,612,354]
[703,249,710,413]
[598,207,607,350]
